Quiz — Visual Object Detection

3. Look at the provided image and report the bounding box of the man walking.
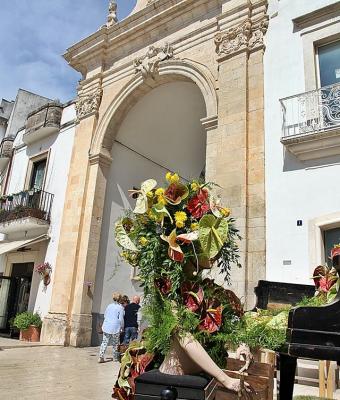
[123,295,141,344]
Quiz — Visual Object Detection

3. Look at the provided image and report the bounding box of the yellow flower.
[155,188,167,205]
[191,182,200,192]
[165,172,172,182]
[146,191,154,199]
[155,188,165,196]
[220,207,231,217]
[191,222,199,231]
[165,172,180,184]
[170,173,180,184]
[139,237,148,246]
[175,211,187,229]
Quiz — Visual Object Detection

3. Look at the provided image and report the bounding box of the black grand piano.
[278,248,340,399]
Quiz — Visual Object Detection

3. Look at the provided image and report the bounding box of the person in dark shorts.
[123,295,141,344]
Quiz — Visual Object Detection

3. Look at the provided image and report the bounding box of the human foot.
[218,373,255,397]
[98,357,105,363]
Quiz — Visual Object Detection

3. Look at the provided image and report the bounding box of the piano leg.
[277,353,297,400]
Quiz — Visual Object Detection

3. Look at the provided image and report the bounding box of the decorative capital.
[133,43,174,79]
[76,88,103,121]
[107,0,118,27]
[215,16,269,59]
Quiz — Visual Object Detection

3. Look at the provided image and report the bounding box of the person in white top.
[98,292,124,363]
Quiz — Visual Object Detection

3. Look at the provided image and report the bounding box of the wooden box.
[215,358,275,400]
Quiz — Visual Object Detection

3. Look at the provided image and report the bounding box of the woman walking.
[98,292,124,363]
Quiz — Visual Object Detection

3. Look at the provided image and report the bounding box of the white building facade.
[0,92,75,333]
[265,0,340,284]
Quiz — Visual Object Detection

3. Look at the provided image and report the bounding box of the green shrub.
[13,311,42,330]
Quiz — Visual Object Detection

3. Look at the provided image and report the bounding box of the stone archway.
[42,0,268,347]
[42,60,219,347]
[91,59,218,159]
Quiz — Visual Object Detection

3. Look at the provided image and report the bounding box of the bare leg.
[178,333,245,392]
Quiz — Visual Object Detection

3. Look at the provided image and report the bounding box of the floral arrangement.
[34,262,52,286]
[113,173,243,399]
[116,172,241,283]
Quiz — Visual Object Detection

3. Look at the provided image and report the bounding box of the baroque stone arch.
[90,59,218,160]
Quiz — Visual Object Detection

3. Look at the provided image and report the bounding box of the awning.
[0,234,49,256]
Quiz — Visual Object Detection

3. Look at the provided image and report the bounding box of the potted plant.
[34,262,52,286]
[13,311,42,342]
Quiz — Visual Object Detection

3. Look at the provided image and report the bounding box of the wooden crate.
[215,358,275,400]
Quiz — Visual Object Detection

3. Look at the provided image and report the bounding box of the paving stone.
[0,346,119,400]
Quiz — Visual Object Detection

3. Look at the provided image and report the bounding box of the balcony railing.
[280,82,340,138]
[0,189,54,224]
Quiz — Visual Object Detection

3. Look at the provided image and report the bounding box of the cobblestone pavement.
[1,345,340,399]
[0,346,119,400]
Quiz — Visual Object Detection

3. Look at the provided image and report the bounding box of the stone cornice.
[215,14,269,60]
[63,0,219,76]
[293,2,340,30]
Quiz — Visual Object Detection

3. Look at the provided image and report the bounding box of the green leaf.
[199,215,229,259]
[115,220,139,252]
[151,203,173,224]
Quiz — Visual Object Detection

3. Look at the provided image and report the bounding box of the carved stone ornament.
[76,88,103,121]
[134,43,174,79]
[107,0,118,27]
[215,16,269,58]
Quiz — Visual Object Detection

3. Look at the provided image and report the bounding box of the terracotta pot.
[43,272,51,286]
[19,325,41,342]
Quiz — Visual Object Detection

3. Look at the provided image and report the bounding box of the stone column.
[211,13,268,307]
[69,153,111,347]
[41,84,109,346]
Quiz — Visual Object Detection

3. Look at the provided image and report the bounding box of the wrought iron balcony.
[280,83,340,160]
[0,137,14,172]
[0,189,54,234]
[24,102,63,145]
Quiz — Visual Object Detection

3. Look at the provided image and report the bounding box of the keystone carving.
[134,43,174,79]
[76,88,103,121]
[215,16,269,57]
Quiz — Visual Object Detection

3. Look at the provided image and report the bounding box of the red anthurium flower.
[164,183,189,205]
[319,276,337,293]
[161,229,184,263]
[187,189,210,219]
[199,300,223,333]
[181,282,204,312]
[331,246,340,261]
[155,276,172,295]
[313,265,337,293]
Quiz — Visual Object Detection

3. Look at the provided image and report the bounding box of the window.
[318,41,340,87]
[324,227,340,266]
[29,159,46,190]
